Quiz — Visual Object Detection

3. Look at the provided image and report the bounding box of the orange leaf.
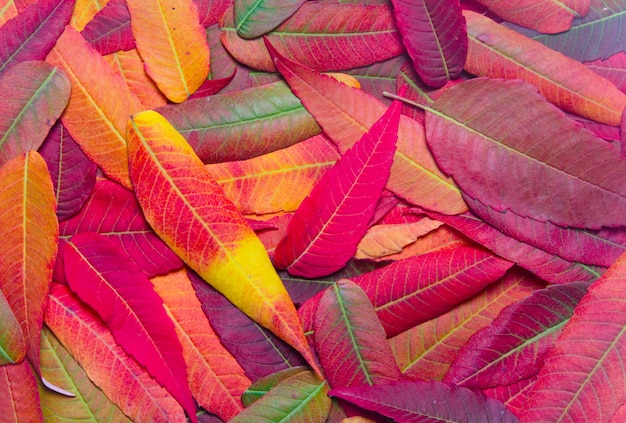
[0,288,25,365]
[45,283,186,422]
[0,151,57,372]
[151,269,251,421]
[71,0,109,30]
[46,26,142,189]
[126,109,321,377]
[0,0,18,26]
[206,135,340,215]
[464,10,626,126]
[126,0,210,103]
[0,361,42,422]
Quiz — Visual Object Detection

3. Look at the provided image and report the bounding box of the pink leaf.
[80,0,135,55]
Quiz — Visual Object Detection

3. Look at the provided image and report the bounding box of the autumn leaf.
[234,0,304,39]
[81,0,134,55]
[0,361,43,422]
[0,288,25,365]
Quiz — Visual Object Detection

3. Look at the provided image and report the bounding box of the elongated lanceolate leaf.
[241,367,306,406]
[126,0,210,102]
[0,151,57,372]
[273,98,401,277]
[220,3,405,72]
[0,0,74,76]
[39,327,131,422]
[64,232,196,422]
[0,288,25,365]
[0,61,70,167]
[151,269,250,421]
[391,0,466,87]
[389,270,544,381]
[427,77,626,229]
[229,370,330,423]
[127,110,320,377]
[519,251,626,422]
[46,27,143,189]
[0,361,43,422]
[351,245,513,337]
[39,122,97,222]
[464,10,626,126]
[234,0,304,38]
[268,41,466,214]
[331,380,519,423]
[206,135,339,215]
[191,271,307,382]
[507,0,626,62]
[57,178,182,281]
[45,283,186,422]
[465,195,626,267]
[158,81,321,164]
[81,0,134,55]
[476,0,589,34]
[445,281,589,389]
[314,280,401,388]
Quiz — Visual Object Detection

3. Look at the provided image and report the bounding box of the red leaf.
[0,361,43,422]
[330,380,520,423]
[314,280,401,388]
[39,122,97,222]
[351,244,514,337]
[483,377,537,418]
[57,178,183,280]
[445,281,589,389]
[80,0,135,55]
[273,98,401,277]
[188,72,235,99]
[63,232,196,422]
[0,0,74,76]
[391,0,467,87]
[193,0,232,27]
[519,251,626,422]
[426,77,626,229]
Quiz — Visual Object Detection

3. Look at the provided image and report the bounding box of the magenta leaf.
[445,281,589,389]
[314,280,401,388]
[80,0,135,56]
[330,380,520,423]
[273,96,401,278]
[391,0,467,87]
[39,122,97,222]
[0,0,74,76]
[63,232,196,421]
[483,377,537,417]
[351,244,513,337]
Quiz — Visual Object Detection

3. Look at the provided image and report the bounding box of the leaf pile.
[0,0,625,421]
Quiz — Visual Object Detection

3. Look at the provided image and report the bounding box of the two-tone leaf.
[234,0,304,38]
[0,151,57,371]
[0,289,25,365]
[127,110,321,377]
[81,0,134,55]
[0,361,43,422]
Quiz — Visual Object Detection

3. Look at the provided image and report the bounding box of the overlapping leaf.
[126,0,210,102]
[81,0,134,55]
[519,251,626,422]
[206,135,339,215]
[126,110,320,376]
[0,288,25,365]
[46,26,143,189]
[273,98,401,277]
[351,245,513,337]
[151,269,250,421]
[234,0,304,38]
[268,41,466,214]
[39,122,97,222]
[391,0,467,87]
[426,77,626,228]
[388,270,543,380]
[0,60,70,167]
[314,280,402,388]
[39,327,131,422]
[158,81,321,164]
[464,10,626,125]
[0,361,43,422]
[45,283,186,422]
[330,380,520,423]
[586,52,626,93]
[475,0,589,33]
[483,377,537,417]
[507,0,626,62]
[191,272,307,382]
[0,151,57,371]
[64,232,196,422]
[0,1,18,25]
[0,0,74,76]
[70,0,109,30]
[57,178,183,280]
[445,281,589,389]
[220,2,405,72]
[229,370,330,423]
[241,367,306,406]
